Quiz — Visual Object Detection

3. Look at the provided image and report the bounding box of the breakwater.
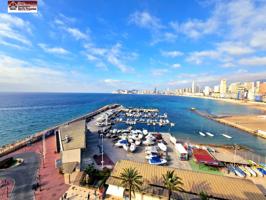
[0,104,121,157]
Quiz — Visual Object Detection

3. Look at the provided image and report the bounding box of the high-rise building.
[192,81,196,94]
[259,82,266,95]
[220,79,227,97]
[214,85,220,93]
[203,86,211,96]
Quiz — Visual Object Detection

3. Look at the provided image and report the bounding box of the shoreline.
[179,94,266,112]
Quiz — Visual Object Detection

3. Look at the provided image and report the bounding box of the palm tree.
[162,170,183,200]
[119,167,143,200]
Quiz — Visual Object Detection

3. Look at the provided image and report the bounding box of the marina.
[1,103,266,199]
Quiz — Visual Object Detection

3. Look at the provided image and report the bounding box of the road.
[0,152,40,200]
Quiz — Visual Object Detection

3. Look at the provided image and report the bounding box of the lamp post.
[100,133,104,170]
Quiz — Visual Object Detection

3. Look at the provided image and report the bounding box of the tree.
[119,167,143,200]
[162,170,183,200]
[199,191,209,200]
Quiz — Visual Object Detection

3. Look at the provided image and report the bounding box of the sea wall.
[0,104,121,157]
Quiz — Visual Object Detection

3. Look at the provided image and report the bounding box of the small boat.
[199,131,205,136]
[135,140,141,146]
[252,166,264,177]
[115,139,128,147]
[227,165,237,175]
[206,132,214,137]
[145,152,159,159]
[170,123,175,127]
[143,139,155,145]
[222,134,232,139]
[123,144,129,151]
[142,129,148,135]
[148,156,167,165]
[245,166,257,176]
[130,143,136,152]
[234,166,246,177]
[257,168,266,175]
[158,142,167,152]
[145,146,158,154]
[239,166,251,177]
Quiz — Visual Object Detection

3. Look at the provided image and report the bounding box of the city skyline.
[1,0,266,92]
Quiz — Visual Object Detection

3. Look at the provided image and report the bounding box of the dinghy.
[245,166,257,176]
[123,144,129,151]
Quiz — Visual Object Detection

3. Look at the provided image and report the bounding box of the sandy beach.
[181,95,266,112]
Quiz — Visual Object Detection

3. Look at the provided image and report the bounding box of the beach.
[181,95,266,112]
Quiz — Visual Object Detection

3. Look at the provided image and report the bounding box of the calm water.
[0,93,266,156]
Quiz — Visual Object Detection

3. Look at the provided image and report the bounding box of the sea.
[0,93,266,157]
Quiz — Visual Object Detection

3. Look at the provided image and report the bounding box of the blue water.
[0,93,266,156]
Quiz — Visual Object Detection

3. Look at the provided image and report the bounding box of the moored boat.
[222,134,232,139]
[206,132,214,137]
[199,131,205,136]
[158,142,167,152]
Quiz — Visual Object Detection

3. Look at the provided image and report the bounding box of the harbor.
[1,103,266,199]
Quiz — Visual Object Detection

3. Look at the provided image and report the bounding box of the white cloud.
[161,50,183,57]
[186,50,220,64]
[0,54,97,92]
[38,43,69,55]
[217,42,253,55]
[0,14,31,47]
[250,30,266,50]
[172,63,181,68]
[84,43,135,73]
[65,27,89,40]
[238,56,266,66]
[171,17,218,39]
[129,11,163,30]
[152,68,169,76]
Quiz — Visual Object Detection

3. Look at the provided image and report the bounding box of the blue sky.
[0,0,266,92]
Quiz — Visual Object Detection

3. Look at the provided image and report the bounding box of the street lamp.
[100,133,104,169]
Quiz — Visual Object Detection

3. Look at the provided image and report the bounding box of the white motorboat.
[135,140,141,146]
[143,139,155,145]
[158,142,167,152]
[206,132,214,137]
[129,143,136,152]
[145,146,158,154]
[128,138,134,143]
[170,135,177,144]
[123,144,129,151]
[145,153,159,159]
[142,129,148,135]
[222,134,232,139]
[199,131,206,136]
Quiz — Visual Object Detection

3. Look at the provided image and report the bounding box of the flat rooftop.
[107,160,265,200]
[59,120,86,151]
